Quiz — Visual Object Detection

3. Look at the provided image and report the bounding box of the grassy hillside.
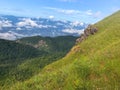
[0,36,77,89]
[8,11,120,90]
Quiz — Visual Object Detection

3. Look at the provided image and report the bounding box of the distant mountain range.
[0,15,87,40]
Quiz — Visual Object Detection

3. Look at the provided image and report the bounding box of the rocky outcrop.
[34,40,48,48]
[16,40,48,49]
[76,25,98,44]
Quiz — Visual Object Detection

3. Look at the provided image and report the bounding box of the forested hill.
[0,39,42,63]
[16,36,78,53]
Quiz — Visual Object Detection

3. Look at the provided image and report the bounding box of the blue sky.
[0,0,120,23]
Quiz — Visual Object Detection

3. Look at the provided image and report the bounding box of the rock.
[34,40,47,48]
[76,25,98,44]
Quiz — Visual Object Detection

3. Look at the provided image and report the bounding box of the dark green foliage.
[0,39,47,84]
[0,39,43,63]
[16,36,78,53]
[11,52,65,82]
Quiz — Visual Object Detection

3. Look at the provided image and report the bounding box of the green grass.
[2,10,120,90]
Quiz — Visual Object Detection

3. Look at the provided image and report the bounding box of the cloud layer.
[0,20,13,29]
[62,29,84,34]
[16,18,38,28]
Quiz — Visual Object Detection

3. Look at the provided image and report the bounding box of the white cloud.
[44,7,103,23]
[49,15,55,19]
[58,9,80,14]
[86,10,102,18]
[0,31,24,40]
[44,7,102,19]
[16,18,38,27]
[16,27,22,30]
[16,18,57,29]
[86,10,93,16]
[62,29,84,34]
[56,22,64,25]
[38,25,48,28]
[71,21,84,26]
[0,20,13,29]
[44,7,80,15]
[0,32,16,40]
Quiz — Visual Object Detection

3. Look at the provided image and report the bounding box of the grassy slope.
[5,11,120,90]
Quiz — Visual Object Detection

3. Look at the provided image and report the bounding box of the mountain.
[0,15,87,40]
[7,11,120,90]
[0,39,42,62]
[16,36,78,53]
[0,36,77,87]
[0,38,46,84]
